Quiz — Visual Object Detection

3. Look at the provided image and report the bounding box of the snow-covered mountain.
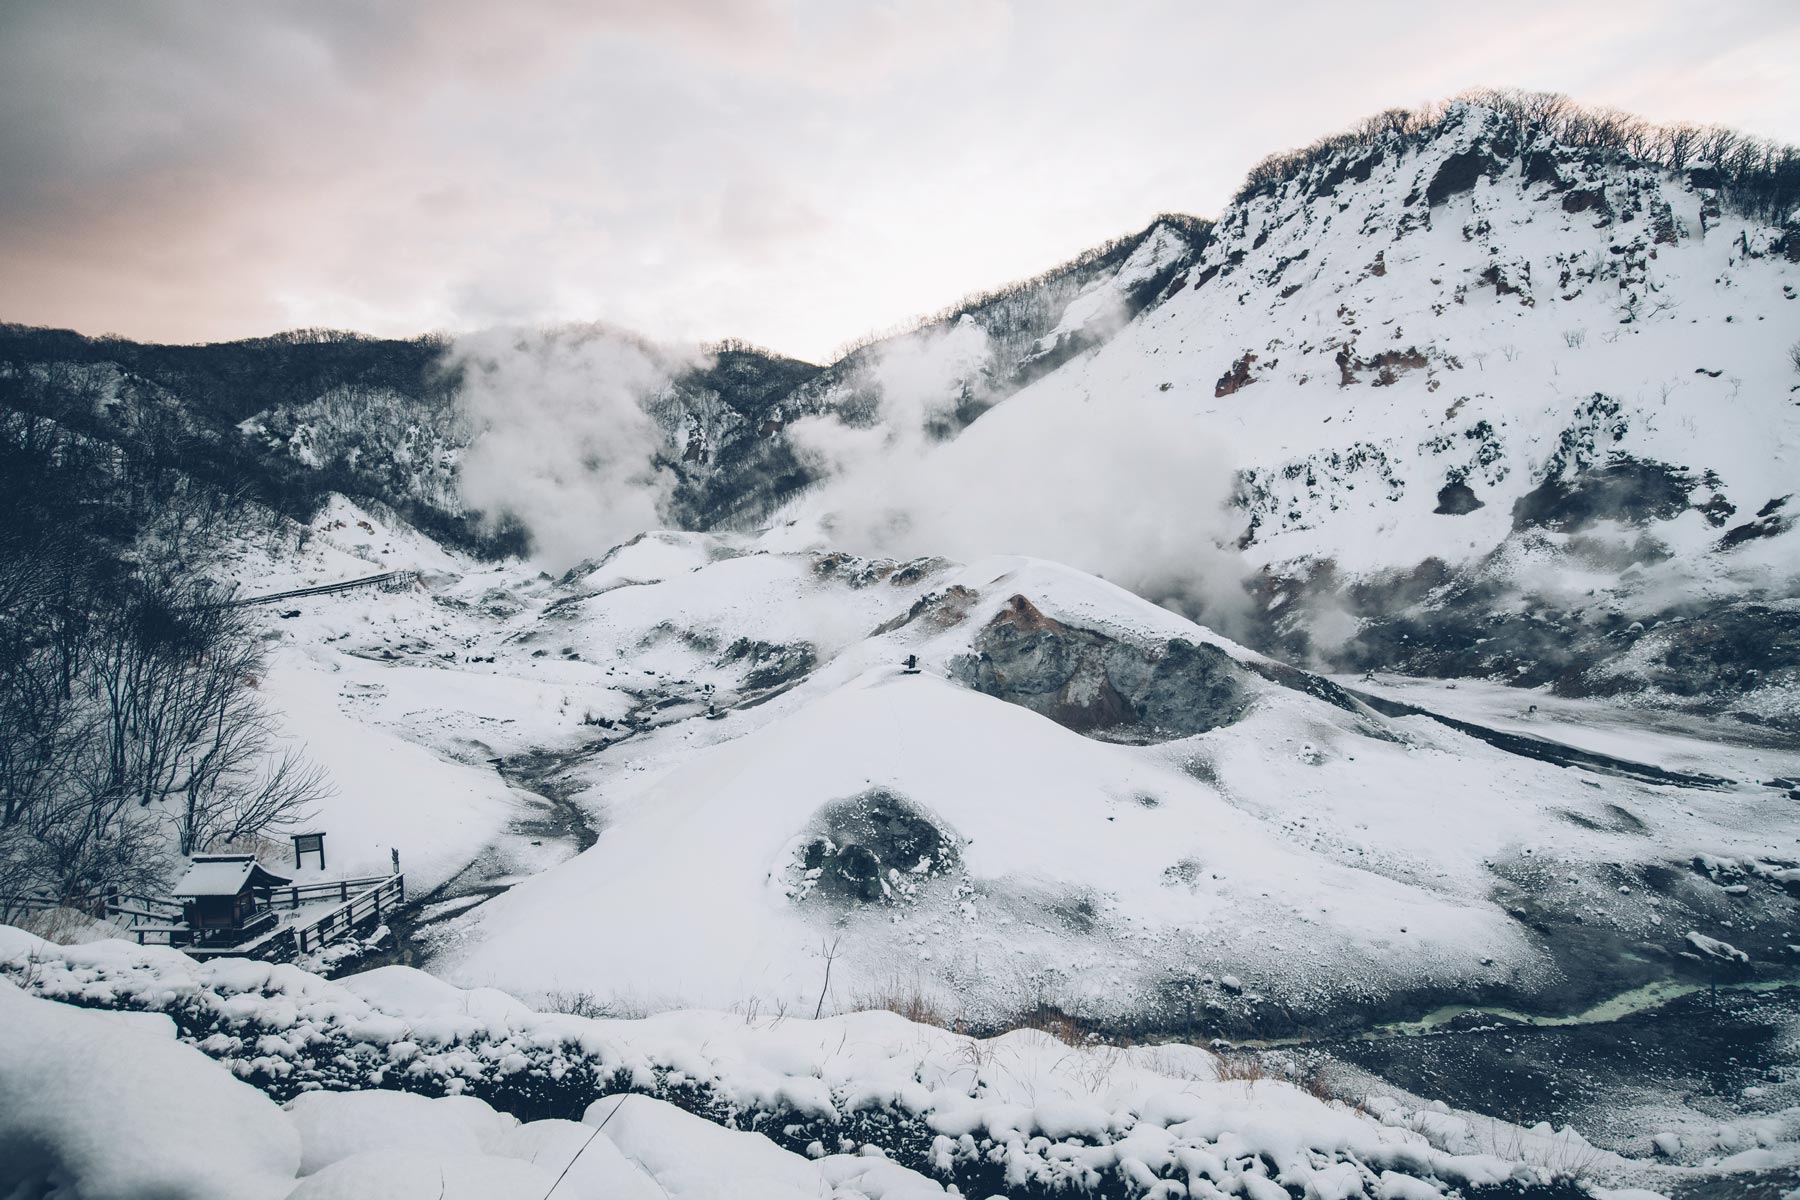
[771,98,1800,727]
[12,100,1790,725]
[8,92,1800,1199]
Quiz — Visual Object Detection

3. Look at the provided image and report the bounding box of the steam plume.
[451,324,696,570]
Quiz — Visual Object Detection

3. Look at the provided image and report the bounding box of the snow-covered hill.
[199,500,1800,1044]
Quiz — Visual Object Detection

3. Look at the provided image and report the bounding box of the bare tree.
[0,429,329,902]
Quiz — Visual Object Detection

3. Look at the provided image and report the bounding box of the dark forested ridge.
[0,214,1203,550]
[0,323,827,554]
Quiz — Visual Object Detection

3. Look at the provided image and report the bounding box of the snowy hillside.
[769,97,1800,725]
[6,90,1800,1200]
[179,500,1800,1046]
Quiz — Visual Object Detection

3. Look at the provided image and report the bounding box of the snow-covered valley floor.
[4,497,1758,1196]
[220,502,1800,1029]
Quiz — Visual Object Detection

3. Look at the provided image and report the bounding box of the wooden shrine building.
[171,855,292,945]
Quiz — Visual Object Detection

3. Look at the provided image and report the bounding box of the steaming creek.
[1203,974,1800,1182]
[1234,972,1800,1050]
[1331,982,1800,1162]
[352,747,601,974]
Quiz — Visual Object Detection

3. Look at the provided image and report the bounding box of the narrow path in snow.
[1343,686,1733,789]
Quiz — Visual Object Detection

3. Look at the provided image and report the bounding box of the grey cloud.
[0,0,1793,358]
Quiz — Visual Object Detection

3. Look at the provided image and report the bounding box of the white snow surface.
[0,961,943,1200]
[2,930,1594,1200]
[192,498,1800,1028]
[0,977,300,1200]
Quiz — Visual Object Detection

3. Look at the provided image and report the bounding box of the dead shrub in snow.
[1211,1052,1272,1083]
[846,976,956,1030]
[1015,1006,1091,1045]
[540,989,648,1021]
[12,906,106,946]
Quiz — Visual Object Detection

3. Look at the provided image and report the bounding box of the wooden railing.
[286,874,405,958]
[1,892,181,927]
[9,875,405,961]
[129,925,186,947]
[265,876,394,910]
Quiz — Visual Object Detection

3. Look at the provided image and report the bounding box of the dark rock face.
[1574,603,1800,707]
[1720,496,1794,548]
[1512,456,1696,532]
[1561,187,1609,215]
[1259,548,1800,730]
[1214,352,1258,398]
[1435,480,1486,515]
[1427,150,1498,206]
[1313,149,1383,197]
[794,789,958,906]
[949,595,1250,742]
[719,638,816,693]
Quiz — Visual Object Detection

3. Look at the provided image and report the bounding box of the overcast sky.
[4,0,1797,362]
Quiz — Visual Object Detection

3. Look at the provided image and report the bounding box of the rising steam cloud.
[789,318,1251,629]
[451,324,695,570]
[451,313,1249,629]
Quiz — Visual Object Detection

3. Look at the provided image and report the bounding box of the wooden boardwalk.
[222,570,418,608]
[4,874,406,963]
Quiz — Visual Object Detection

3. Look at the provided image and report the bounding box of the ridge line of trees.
[826,213,1213,363]
[1235,88,1800,221]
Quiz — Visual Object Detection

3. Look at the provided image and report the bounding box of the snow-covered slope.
[782,99,1800,722]
[230,501,1799,1037]
[429,546,1800,1030]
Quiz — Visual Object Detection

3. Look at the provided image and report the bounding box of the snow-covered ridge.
[1007,99,1798,565]
[888,98,1799,719]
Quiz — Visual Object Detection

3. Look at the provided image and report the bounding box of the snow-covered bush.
[0,928,1592,1200]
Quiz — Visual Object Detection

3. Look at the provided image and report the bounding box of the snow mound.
[0,978,300,1200]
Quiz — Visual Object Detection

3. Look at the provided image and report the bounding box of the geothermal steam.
[452,324,692,570]
[789,316,1249,627]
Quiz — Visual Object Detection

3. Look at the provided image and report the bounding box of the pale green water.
[1237,973,1800,1049]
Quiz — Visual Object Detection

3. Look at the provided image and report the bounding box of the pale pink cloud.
[0,0,1793,359]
